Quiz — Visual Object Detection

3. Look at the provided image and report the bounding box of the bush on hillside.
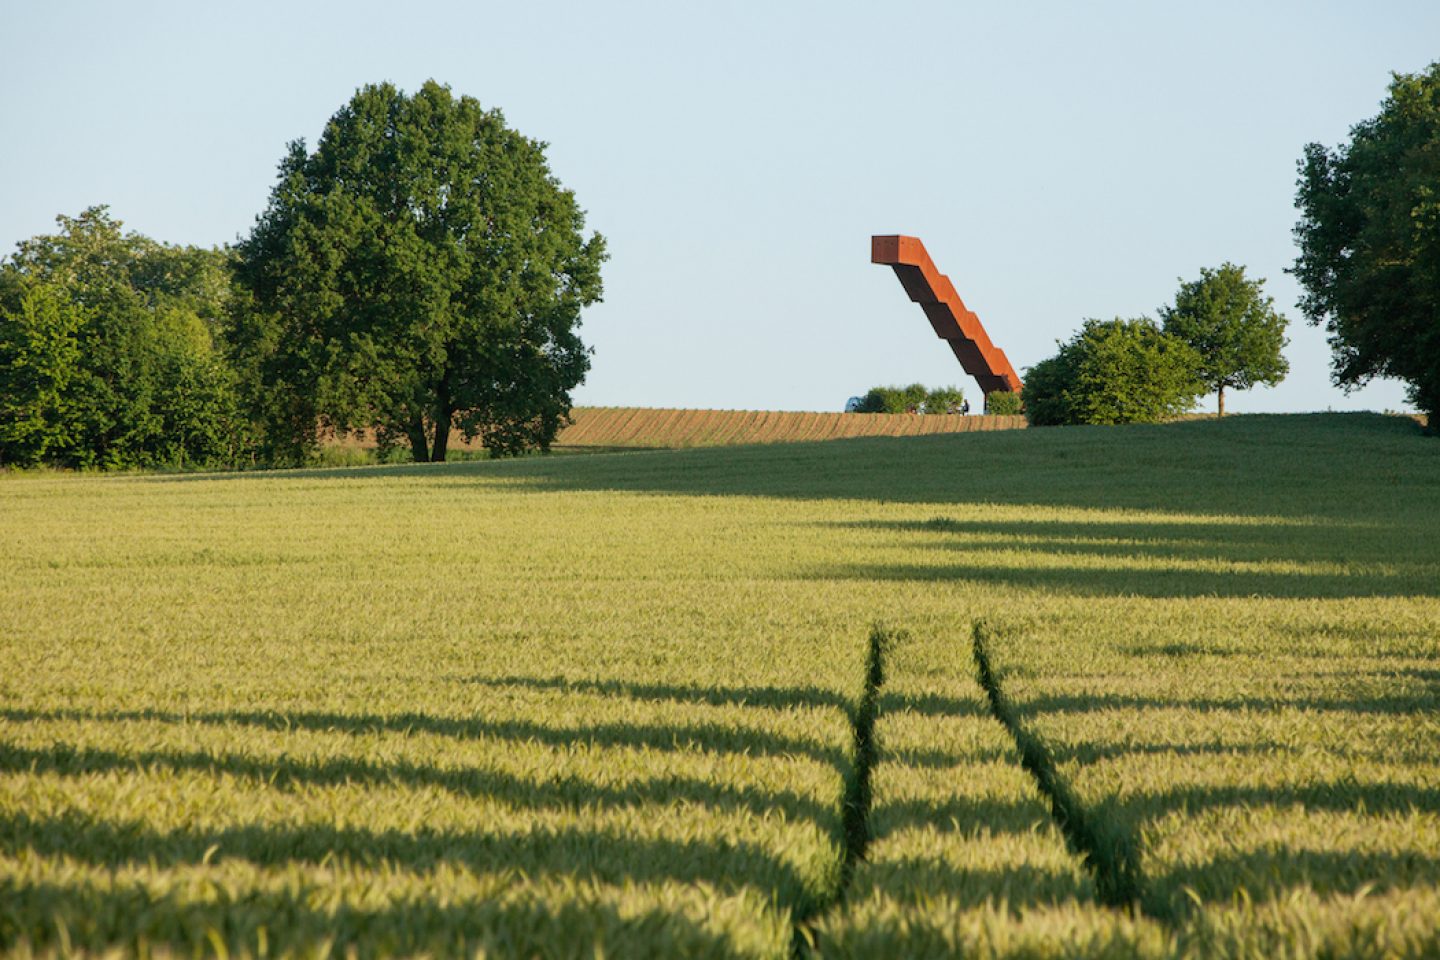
[1023,318,1205,427]
[853,383,928,413]
[853,383,965,414]
[986,390,1022,416]
[922,386,965,414]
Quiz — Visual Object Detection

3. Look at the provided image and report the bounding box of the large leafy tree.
[233,80,607,462]
[1159,263,1288,416]
[1293,62,1440,424]
[1023,318,1204,427]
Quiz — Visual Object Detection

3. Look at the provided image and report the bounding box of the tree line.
[1022,262,1289,426]
[986,63,1440,430]
[4,65,1437,467]
[0,80,605,470]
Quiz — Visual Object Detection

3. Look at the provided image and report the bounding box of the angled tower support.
[871,235,1022,395]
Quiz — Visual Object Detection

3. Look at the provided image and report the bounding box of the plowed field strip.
[550,409,1025,449]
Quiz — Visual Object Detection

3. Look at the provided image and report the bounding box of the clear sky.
[3,1,1437,413]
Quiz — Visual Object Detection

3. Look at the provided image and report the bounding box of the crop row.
[550,407,1028,448]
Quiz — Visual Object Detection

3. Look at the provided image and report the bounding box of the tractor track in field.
[971,621,1154,915]
[790,624,897,957]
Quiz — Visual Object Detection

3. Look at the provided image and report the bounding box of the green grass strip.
[792,623,897,956]
[971,621,1150,914]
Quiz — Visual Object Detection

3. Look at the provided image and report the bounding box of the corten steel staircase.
[871,235,1023,396]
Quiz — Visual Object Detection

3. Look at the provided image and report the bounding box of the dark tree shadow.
[803,508,1440,599]
[0,741,836,827]
[0,705,848,767]
[1010,688,1439,719]
[152,414,1438,521]
[1156,847,1440,905]
[0,874,750,960]
[0,809,819,897]
[978,658,1440,918]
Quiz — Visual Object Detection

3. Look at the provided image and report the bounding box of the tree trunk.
[429,375,453,462]
[1218,385,1226,418]
[429,408,452,462]
[406,416,429,463]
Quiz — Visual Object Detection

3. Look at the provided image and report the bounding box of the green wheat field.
[2,413,1438,958]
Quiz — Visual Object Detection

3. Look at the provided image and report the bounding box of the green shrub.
[1023,318,1204,426]
[922,386,965,414]
[854,384,965,414]
[985,390,1022,416]
[854,383,929,413]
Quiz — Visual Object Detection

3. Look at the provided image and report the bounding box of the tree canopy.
[1023,318,1204,427]
[1159,263,1288,416]
[233,80,607,462]
[0,207,245,469]
[1293,62,1440,424]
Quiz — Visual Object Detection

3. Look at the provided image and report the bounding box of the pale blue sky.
[3,1,1436,413]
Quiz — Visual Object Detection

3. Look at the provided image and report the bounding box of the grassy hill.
[2,413,1438,957]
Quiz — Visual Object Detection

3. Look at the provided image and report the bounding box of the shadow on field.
[969,630,1440,918]
[474,674,988,722]
[0,672,1120,943]
[503,412,1435,521]
[152,414,1440,601]
[0,698,838,955]
[466,675,990,770]
[0,704,851,768]
[1013,688,1439,718]
[801,514,1440,599]
[0,874,741,958]
[1129,777,1440,915]
[1157,846,1440,903]
[157,413,1437,515]
[0,738,836,827]
[0,808,813,896]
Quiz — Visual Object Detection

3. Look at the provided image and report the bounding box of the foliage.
[0,282,84,466]
[853,384,962,414]
[1022,318,1204,426]
[1159,262,1289,415]
[232,80,607,463]
[0,208,248,469]
[920,386,965,415]
[853,383,926,414]
[1293,61,1440,423]
[985,390,1022,416]
[2,414,1438,955]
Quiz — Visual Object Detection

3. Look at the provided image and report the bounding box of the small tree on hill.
[1023,318,1204,426]
[1159,263,1288,416]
